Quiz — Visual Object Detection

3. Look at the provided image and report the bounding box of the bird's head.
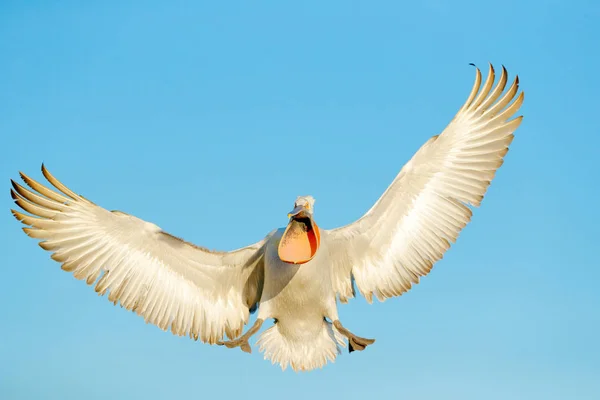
[278,195,321,265]
[287,195,315,220]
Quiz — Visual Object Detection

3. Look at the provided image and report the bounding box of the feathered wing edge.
[326,63,524,303]
[10,164,268,343]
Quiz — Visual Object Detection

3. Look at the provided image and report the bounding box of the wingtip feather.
[10,209,19,221]
[41,164,79,200]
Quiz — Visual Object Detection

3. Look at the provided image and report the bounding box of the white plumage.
[10,63,523,372]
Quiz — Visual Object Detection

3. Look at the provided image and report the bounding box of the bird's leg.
[333,320,376,353]
[216,318,264,354]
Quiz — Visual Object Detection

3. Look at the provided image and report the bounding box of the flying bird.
[10,63,524,372]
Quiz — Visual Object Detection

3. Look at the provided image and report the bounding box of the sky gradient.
[1,1,599,399]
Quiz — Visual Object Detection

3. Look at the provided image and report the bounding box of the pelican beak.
[278,206,321,265]
[287,205,307,220]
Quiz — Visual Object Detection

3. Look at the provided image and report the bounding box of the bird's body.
[10,63,524,372]
[257,228,346,371]
[261,228,338,326]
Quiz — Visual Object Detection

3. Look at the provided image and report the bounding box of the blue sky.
[1,1,598,399]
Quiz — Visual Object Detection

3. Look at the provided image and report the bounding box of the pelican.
[10,64,523,372]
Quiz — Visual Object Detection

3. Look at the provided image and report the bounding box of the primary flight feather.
[10,63,523,372]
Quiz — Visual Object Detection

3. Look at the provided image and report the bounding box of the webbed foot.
[216,318,264,354]
[333,320,376,353]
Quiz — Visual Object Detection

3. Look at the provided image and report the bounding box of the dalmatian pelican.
[10,64,524,372]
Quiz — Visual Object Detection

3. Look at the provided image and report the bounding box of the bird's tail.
[256,320,346,372]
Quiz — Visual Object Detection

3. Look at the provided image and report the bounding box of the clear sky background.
[1,1,598,399]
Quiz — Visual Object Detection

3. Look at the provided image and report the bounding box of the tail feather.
[257,320,346,372]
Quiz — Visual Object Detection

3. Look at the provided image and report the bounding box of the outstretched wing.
[10,165,270,343]
[326,64,524,303]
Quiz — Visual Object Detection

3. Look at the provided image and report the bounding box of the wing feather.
[326,64,524,303]
[11,165,270,343]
